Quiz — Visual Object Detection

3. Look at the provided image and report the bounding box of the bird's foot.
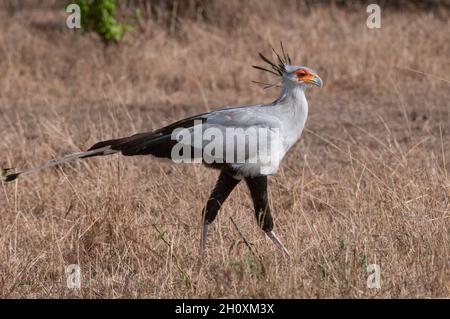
[266,231,290,258]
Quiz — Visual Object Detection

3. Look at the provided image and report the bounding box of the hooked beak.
[306,74,323,88]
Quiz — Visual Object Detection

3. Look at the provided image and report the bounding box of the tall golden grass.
[0,1,449,298]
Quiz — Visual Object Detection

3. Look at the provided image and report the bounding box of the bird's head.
[285,65,323,88]
[252,43,322,90]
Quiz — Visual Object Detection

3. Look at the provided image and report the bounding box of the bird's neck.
[277,79,308,111]
[272,79,309,139]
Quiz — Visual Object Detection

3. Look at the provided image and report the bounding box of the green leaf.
[68,0,133,43]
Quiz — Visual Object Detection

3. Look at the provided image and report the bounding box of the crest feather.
[252,42,292,78]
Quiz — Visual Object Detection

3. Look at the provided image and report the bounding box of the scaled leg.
[245,175,290,257]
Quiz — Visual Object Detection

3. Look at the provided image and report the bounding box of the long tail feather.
[2,128,181,182]
[2,146,117,182]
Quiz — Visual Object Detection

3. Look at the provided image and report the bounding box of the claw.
[266,231,290,258]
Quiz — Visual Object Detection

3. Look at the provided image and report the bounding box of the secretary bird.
[2,44,322,257]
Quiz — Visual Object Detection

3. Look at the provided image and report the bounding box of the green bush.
[73,0,131,43]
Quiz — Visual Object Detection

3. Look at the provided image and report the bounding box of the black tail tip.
[87,138,122,152]
[3,173,20,182]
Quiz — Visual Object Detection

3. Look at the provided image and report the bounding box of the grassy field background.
[0,1,449,298]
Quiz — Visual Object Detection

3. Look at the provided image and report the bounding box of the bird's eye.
[297,71,307,77]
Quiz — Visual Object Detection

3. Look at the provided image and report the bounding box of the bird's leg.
[200,171,240,256]
[265,230,290,257]
[245,175,290,258]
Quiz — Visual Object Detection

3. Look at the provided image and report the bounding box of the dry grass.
[0,1,449,298]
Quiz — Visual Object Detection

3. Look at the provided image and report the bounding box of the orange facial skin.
[294,68,323,87]
[295,68,314,82]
